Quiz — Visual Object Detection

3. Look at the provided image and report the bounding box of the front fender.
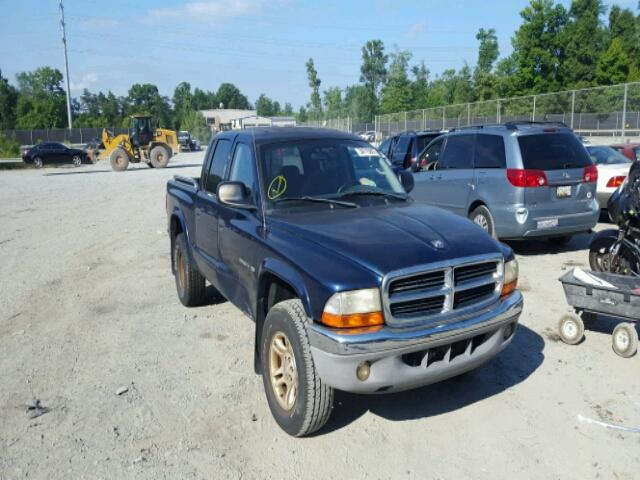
[590,229,619,250]
[259,258,314,320]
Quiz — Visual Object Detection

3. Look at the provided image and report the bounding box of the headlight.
[321,288,384,329]
[501,258,519,297]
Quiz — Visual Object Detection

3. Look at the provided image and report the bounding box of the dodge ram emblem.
[430,239,445,249]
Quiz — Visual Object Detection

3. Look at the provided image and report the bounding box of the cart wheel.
[558,314,585,345]
[611,323,638,358]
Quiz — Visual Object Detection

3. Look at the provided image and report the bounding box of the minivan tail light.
[606,175,626,188]
[506,169,548,188]
[583,165,598,183]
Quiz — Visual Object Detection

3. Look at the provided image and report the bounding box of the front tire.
[33,156,43,169]
[261,299,334,437]
[150,146,170,168]
[72,155,82,167]
[173,233,206,307]
[469,205,496,239]
[110,147,129,171]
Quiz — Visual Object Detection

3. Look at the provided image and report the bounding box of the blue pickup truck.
[166,128,523,436]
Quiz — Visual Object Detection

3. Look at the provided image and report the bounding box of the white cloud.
[70,72,99,91]
[406,21,426,40]
[150,0,266,21]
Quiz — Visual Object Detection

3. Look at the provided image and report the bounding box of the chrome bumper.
[308,290,523,394]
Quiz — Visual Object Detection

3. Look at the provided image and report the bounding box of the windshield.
[587,146,631,166]
[517,133,593,170]
[260,139,405,210]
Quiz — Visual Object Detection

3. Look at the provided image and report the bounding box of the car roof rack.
[503,120,569,129]
[449,123,504,132]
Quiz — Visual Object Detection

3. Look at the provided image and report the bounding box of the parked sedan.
[586,145,633,208]
[22,142,88,168]
[609,143,640,162]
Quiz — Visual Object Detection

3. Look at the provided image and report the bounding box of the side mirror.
[217,181,256,210]
[398,170,414,193]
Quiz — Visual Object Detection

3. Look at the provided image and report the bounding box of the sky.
[0,0,637,109]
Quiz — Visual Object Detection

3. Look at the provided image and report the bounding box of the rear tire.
[173,233,206,307]
[150,146,169,168]
[110,148,129,171]
[469,205,496,239]
[612,323,638,358]
[261,299,334,437]
[72,155,82,167]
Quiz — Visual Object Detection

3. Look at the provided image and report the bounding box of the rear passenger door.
[194,137,232,281]
[433,134,475,215]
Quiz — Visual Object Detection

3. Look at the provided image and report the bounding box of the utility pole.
[59,0,73,129]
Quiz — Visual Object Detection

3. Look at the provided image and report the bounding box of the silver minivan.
[410,122,600,243]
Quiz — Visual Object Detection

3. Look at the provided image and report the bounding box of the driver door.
[411,137,446,205]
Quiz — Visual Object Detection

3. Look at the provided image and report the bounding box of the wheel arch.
[253,260,314,373]
[169,211,190,274]
[468,199,488,215]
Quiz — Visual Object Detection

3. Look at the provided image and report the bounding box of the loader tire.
[150,146,169,168]
[110,148,129,171]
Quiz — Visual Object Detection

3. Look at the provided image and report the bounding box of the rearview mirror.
[217,181,256,210]
[398,170,414,193]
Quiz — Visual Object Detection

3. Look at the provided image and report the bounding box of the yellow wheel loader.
[100,115,179,171]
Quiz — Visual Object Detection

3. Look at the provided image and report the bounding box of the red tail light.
[506,169,548,188]
[606,175,626,188]
[582,165,598,183]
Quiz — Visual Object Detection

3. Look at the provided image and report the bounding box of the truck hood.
[268,203,504,277]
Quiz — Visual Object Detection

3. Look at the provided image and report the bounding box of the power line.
[59,0,73,129]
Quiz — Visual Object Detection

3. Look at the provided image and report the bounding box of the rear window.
[518,133,592,170]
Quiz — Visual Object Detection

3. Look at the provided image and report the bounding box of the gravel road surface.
[1,152,638,479]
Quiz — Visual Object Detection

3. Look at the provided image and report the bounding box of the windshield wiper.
[336,190,409,201]
[273,196,358,208]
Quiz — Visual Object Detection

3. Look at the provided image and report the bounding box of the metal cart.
[559,269,640,357]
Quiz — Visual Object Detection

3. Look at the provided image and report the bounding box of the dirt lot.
[1,152,638,480]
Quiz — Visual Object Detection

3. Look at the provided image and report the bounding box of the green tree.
[126,83,172,127]
[509,0,568,94]
[343,85,373,123]
[305,58,322,119]
[411,62,430,109]
[380,50,413,113]
[180,110,211,144]
[608,6,639,74]
[15,67,67,128]
[562,0,606,87]
[191,87,217,110]
[296,106,308,122]
[283,103,293,116]
[323,87,343,119]
[216,83,250,110]
[474,28,500,101]
[172,81,193,128]
[0,69,18,129]
[255,93,276,116]
[596,37,631,84]
[359,40,388,118]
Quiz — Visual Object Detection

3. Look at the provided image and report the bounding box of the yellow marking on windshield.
[268,175,288,199]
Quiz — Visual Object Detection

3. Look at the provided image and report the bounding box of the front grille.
[383,257,502,325]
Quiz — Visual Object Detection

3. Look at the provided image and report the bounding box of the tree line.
[301,0,640,122]
[0,0,638,133]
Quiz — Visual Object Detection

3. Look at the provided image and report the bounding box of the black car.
[379,130,445,169]
[22,142,88,169]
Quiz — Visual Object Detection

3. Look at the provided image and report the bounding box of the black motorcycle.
[589,160,640,276]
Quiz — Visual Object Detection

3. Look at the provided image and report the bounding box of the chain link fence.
[297,118,352,133]
[375,82,640,141]
[1,127,129,147]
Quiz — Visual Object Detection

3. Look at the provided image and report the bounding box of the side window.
[204,139,231,194]
[419,139,444,171]
[392,135,411,164]
[379,138,391,157]
[474,134,506,169]
[440,134,474,170]
[228,143,256,194]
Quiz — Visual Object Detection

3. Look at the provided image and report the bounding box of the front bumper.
[308,290,523,394]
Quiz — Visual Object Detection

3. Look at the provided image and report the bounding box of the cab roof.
[216,127,362,145]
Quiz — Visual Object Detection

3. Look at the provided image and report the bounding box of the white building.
[199,109,257,132]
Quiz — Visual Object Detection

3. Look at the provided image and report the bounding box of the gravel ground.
[0,151,638,480]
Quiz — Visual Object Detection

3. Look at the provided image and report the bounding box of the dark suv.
[379,130,445,169]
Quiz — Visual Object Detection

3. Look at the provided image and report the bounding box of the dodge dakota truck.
[166,128,523,436]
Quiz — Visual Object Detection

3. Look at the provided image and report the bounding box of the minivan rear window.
[517,133,592,170]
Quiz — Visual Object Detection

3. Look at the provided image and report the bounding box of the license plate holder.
[556,185,572,198]
[537,218,559,230]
